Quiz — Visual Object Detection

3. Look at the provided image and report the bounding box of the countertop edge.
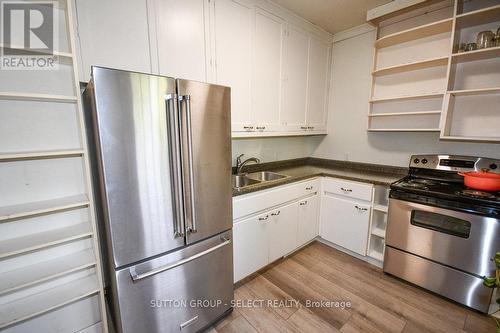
[232,171,402,197]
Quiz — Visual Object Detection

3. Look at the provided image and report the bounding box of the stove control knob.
[490,163,498,170]
[413,158,420,164]
[422,158,428,164]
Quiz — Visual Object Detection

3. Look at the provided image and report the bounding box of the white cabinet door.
[297,194,320,246]
[233,212,269,282]
[320,195,370,256]
[75,0,152,81]
[306,37,330,131]
[156,0,209,81]
[214,0,253,132]
[282,25,309,132]
[252,7,285,132]
[268,201,299,263]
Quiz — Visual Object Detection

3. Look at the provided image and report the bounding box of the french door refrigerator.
[83,67,233,333]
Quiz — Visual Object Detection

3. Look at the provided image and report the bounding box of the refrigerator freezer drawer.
[113,231,233,333]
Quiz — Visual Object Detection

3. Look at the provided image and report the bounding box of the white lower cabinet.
[320,194,371,256]
[233,212,270,282]
[233,176,383,282]
[297,194,320,246]
[233,179,320,282]
[268,201,299,263]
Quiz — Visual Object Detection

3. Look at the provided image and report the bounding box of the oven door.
[386,198,500,277]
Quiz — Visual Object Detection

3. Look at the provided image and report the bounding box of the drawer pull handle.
[300,126,308,130]
[255,126,266,130]
[355,205,368,212]
[271,211,281,216]
[299,201,308,206]
[258,215,269,221]
[306,186,313,190]
[341,187,352,192]
[130,237,231,281]
[243,126,254,130]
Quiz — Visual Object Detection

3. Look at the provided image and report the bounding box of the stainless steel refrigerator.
[83,67,233,333]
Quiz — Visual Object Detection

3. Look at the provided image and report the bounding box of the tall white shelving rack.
[0,0,107,332]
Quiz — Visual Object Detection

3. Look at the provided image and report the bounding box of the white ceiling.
[271,0,393,34]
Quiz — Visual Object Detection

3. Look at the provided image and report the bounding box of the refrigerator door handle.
[179,95,197,233]
[129,237,231,281]
[166,94,185,238]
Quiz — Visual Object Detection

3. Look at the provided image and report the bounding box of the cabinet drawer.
[233,178,320,221]
[323,178,373,202]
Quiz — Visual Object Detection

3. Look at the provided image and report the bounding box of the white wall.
[312,26,500,167]
[231,136,322,165]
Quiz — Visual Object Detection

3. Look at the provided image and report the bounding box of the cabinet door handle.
[271,211,281,216]
[340,187,352,192]
[258,215,269,221]
[355,205,368,212]
[299,201,308,206]
[306,186,313,190]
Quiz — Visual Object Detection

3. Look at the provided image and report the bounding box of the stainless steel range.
[384,154,500,313]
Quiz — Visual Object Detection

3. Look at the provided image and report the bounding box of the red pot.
[458,170,500,192]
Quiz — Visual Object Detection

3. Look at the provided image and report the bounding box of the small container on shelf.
[476,31,495,49]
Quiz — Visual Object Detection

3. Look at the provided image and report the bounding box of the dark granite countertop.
[232,158,408,197]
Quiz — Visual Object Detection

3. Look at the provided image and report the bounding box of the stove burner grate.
[457,190,497,199]
[399,182,429,190]
[412,178,439,186]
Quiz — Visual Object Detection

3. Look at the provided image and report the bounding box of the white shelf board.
[0,43,73,58]
[440,135,500,142]
[448,87,500,96]
[368,249,384,261]
[372,56,448,76]
[369,111,441,117]
[0,249,95,295]
[0,149,84,162]
[0,194,89,222]
[452,46,500,63]
[0,275,100,329]
[373,204,388,213]
[371,227,386,239]
[368,128,440,132]
[0,222,92,259]
[456,4,500,28]
[0,92,77,103]
[375,18,453,48]
[370,92,444,103]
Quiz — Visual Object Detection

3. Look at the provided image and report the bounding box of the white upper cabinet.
[156,0,209,82]
[251,8,286,132]
[306,37,330,131]
[214,0,253,132]
[75,0,152,81]
[282,25,309,132]
[74,0,331,135]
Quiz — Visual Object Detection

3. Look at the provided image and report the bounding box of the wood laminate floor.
[207,241,496,333]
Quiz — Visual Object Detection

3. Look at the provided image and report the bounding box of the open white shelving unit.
[0,0,107,332]
[367,185,390,263]
[440,0,500,141]
[368,0,500,138]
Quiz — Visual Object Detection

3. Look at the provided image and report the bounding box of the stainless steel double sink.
[232,171,289,189]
